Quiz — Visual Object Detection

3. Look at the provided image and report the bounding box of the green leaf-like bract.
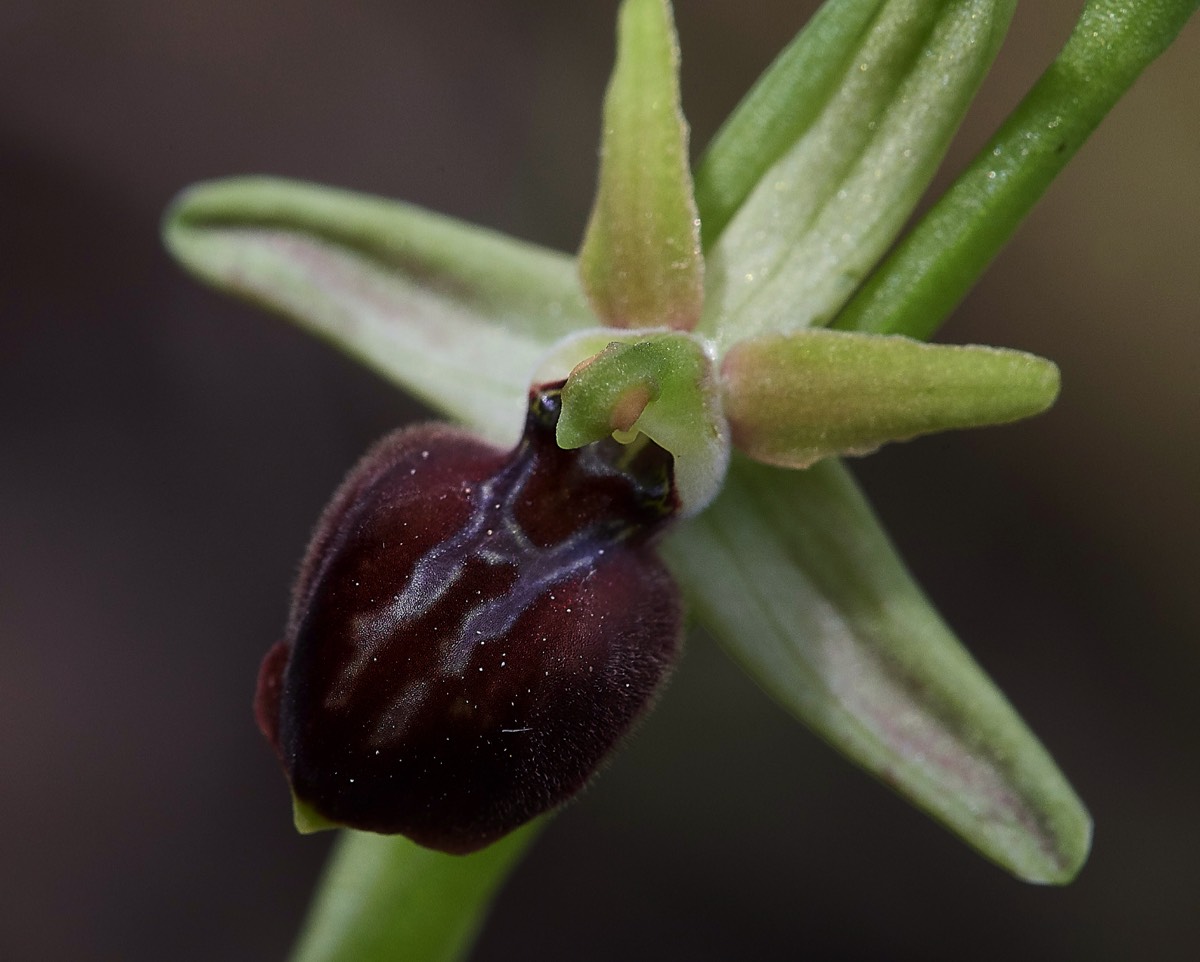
[694,0,886,247]
[833,0,1200,340]
[697,0,1015,349]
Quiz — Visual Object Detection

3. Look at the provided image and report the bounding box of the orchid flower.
[163,1,1196,959]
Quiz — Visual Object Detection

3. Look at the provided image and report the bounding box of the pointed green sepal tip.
[293,794,340,835]
[721,330,1060,469]
[557,332,729,514]
[579,0,704,331]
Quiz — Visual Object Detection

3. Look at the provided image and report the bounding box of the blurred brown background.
[2,2,1197,960]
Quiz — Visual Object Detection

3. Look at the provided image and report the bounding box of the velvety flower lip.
[257,385,683,853]
[162,0,1194,957]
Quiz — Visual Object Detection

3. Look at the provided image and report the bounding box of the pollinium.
[255,384,683,854]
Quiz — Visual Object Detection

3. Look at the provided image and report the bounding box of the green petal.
[556,331,729,513]
[163,176,595,445]
[697,0,1015,349]
[578,0,704,331]
[721,330,1059,468]
[833,0,1200,340]
[664,457,1091,884]
[288,826,537,962]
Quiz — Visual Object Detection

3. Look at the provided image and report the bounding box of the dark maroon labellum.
[255,384,683,854]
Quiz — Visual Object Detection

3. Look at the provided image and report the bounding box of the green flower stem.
[833,0,1199,340]
[288,826,538,962]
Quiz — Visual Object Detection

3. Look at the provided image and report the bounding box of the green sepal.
[288,825,539,962]
[578,0,704,331]
[698,0,1015,349]
[163,176,595,445]
[556,332,729,514]
[721,330,1059,468]
[664,456,1091,884]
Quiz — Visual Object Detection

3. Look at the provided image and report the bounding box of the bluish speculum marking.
[350,437,639,685]
[256,385,683,853]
